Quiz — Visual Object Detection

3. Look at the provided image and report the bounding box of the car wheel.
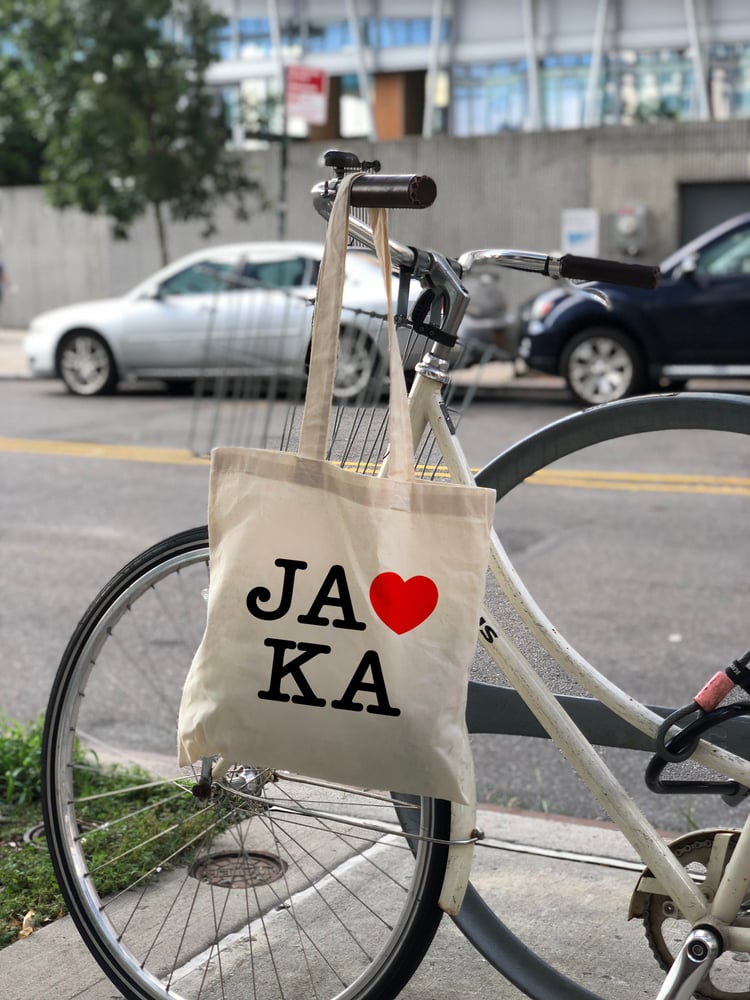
[332,325,382,403]
[561,327,645,406]
[57,331,118,396]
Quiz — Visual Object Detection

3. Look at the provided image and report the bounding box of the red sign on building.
[286,66,329,126]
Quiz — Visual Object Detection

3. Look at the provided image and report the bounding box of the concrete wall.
[3,119,750,326]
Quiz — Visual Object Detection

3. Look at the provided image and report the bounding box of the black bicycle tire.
[456,391,750,1000]
[42,526,451,1000]
[476,391,750,499]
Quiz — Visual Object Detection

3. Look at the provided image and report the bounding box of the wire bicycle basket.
[186,264,498,479]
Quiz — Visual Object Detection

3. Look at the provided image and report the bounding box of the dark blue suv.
[516,213,750,405]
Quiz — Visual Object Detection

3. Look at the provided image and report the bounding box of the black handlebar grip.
[558,254,660,289]
[349,174,437,209]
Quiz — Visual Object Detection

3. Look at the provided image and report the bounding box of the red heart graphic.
[369,573,438,635]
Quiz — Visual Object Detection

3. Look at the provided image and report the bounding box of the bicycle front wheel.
[42,526,450,1000]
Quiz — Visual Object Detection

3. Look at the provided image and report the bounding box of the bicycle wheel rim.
[42,526,449,1000]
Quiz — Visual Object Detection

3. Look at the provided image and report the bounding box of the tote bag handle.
[298,171,414,483]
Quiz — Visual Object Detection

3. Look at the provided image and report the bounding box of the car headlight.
[518,337,532,359]
[530,293,565,321]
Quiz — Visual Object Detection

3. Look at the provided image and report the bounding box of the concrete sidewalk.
[0,328,30,378]
[0,806,670,1000]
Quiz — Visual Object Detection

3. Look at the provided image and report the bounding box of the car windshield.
[241,257,316,288]
[696,228,750,277]
[660,216,750,275]
[159,261,240,296]
[159,255,317,296]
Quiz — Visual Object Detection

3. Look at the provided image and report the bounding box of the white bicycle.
[41,150,750,1000]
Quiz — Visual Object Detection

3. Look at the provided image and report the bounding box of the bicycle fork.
[655,927,722,1000]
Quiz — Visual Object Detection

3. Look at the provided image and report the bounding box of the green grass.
[0,714,60,945]
[0,714,203,948]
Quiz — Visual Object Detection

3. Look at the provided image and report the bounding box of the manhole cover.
[189,851,287,888]
[24,821,98,850]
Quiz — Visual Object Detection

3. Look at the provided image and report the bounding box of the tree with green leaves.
[0,56,45,186]
[0,0,262,263]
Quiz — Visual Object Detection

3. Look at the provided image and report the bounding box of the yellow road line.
[529,475,750,496]
[0,436,208,466]
[533,468,750,487]
[0,437,746,495]
[531,469,750,495]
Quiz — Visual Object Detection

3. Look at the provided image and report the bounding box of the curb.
[0,329,29,379]
[0,805,651,1000]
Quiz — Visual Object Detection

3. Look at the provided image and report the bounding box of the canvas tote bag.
[177,172,495,804]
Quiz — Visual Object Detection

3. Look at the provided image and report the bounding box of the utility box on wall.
[613,206,648,256]
[561,208,600,256]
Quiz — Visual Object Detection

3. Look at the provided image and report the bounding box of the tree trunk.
[153,201,169,266]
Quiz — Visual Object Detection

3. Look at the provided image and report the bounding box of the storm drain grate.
[190,850,288,888]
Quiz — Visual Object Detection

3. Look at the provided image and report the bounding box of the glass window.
[212,16,272,60]
[339,74,369,137]
[306,21,352,52]
[709,44,750,120]
[238,17,271,58]
[215,23,234,60]
[697,228,750,277]
[160,261,239,296]
[452,61,528,136]
[541,53,590,129]
[601,48,695,124]
[364,17,447,49]
[242,257,314,288]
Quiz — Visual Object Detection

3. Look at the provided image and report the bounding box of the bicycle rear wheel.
[42,526,450,1000]
[459,391,750,1000]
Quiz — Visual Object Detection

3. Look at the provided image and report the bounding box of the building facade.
[207,1,750,144]
[5,1,750,326]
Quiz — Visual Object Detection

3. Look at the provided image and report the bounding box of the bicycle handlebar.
[311,156,660,351]
[349,174,438,209]
[320,149,437,210]
[311,183,419,271]
[557,253,659,289]
[312,169,660,291]
[459,249,660,290]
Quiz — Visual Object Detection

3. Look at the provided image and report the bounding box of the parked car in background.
[24,241,427,400]
[455,261,516,365]
[516,212,750,405]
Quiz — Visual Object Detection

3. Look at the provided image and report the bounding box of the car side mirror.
[675,253,698,280]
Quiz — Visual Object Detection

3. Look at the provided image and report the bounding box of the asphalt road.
[3,374,750,835]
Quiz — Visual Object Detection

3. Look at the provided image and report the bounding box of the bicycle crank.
[630,829,750,999]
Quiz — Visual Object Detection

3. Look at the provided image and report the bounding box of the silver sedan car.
[24,241,423,400]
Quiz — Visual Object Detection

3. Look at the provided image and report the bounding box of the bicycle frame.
[314,167,750,989]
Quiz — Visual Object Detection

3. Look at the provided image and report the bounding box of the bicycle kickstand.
[654,926,722,1000]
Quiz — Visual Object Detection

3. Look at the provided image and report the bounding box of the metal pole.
[422,0,444,138]
[267,0,287,238]
[279,71,288,240]
[522,0,540,130]
[584,0,609,127]
[345,0,377,142]
[684,0,711,119]
[230,0,240,59]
